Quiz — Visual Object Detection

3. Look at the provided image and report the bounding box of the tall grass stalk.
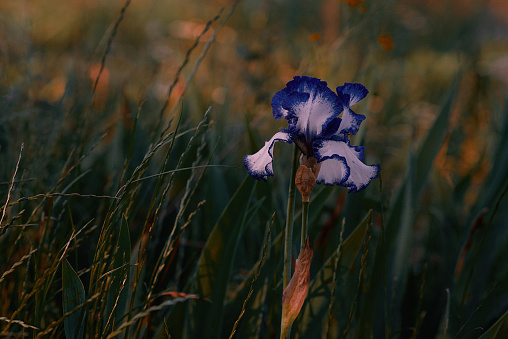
[325,219,345,339]
[0,143,23,236]
[229,221,272,339]
[281,145,299,338]
[79,0,132,156]
[343,218,372,338]
[283,145,299,288]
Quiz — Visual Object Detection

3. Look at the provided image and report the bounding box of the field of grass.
[1,0,508,338]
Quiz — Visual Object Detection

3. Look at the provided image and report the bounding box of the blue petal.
[277,76,342,143]
[336,83,369,107]
[244,131,292,180]
[271,87,291,119]
[313,138,379,192]
[321,116,342,138]
[272,77,325,120]
[334,83,368,135]
[282,91,310,127]
[337,107,366,135]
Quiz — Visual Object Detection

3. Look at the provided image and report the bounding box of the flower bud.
[295,156,321,202]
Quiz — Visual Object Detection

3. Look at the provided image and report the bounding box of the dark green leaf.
[189,175,257,338]
[298,210,372,337]
[62,259,86,339]
[104,215,131,332]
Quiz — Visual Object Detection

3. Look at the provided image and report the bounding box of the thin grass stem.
[326,218,345,339]
[284,145,299,288]
[229,219,272,339]
[456,179,508,338]
[281,145,299,339]
[343,219,372,339]
[410,263,427,339]
[0,143,23,237]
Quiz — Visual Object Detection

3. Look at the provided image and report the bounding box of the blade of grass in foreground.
[62,259,86,339]
[190,175,258,339]
[163,175,257,339]
[103,215,131,334]
[228,218,272,339]
[298,210,373,337]
[360,74,459,336]
[478,307,508,339]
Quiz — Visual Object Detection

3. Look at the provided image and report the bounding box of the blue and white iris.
[244,76,379,193]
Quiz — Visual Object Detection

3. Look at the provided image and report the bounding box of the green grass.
[1,0,508,338]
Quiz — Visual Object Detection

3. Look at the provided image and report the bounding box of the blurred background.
[1,0,507,197]
[1,0,508,338]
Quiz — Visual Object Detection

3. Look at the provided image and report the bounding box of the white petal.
[315,157,349,186]
[284,91,340,141]
[337,107,366,135]
[244,131,292,180]
[314,139,379,192]
[280,77,341,141]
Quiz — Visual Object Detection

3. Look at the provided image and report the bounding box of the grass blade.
[229,218,272,339]
[103,215,131,333]
[361,75,459,335]
[62,259,86,339]
[478,307,508,339]
[192,176,257,338]
[298,210,373,337]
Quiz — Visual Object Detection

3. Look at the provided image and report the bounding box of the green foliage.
[104,216,131,333]
[190,176,257,338]
[1,0,508,338]
[62,260,86,339]
[298,210,373,338]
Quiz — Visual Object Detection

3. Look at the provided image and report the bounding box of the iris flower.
[244,76,379,193]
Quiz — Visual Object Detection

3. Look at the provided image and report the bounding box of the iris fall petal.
[244,131,292,181]
[314,138,379,192]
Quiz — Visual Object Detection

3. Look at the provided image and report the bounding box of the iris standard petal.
[271,86,291,120]
[280,76,342,142]
[314,139,379,192]
[337,106,366,135]
[335,83,368,135]
[244,131,292,180]
[336,83,369,106]
[272,77,329,120]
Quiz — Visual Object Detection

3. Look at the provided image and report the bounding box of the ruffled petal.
[271,87,291,119]
[337,106,366,135]
[273,76,342,143]
[315,156,350,186]
[244,131,292,180]
[335,83,368,135]
[336,83,369,106]
[314,138,379,192]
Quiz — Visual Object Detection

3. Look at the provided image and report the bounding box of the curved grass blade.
[298,210,373,337]
[62,259,86,339]
[360,75,459,336]
[103,215,131,333]
[229,220,272,339]
[478,308,508,339]
[189,175,257,338]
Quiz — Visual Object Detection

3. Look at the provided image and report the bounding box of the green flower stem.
[284,145,299,288]
[301,200,309,248]
[281,144,299,339]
